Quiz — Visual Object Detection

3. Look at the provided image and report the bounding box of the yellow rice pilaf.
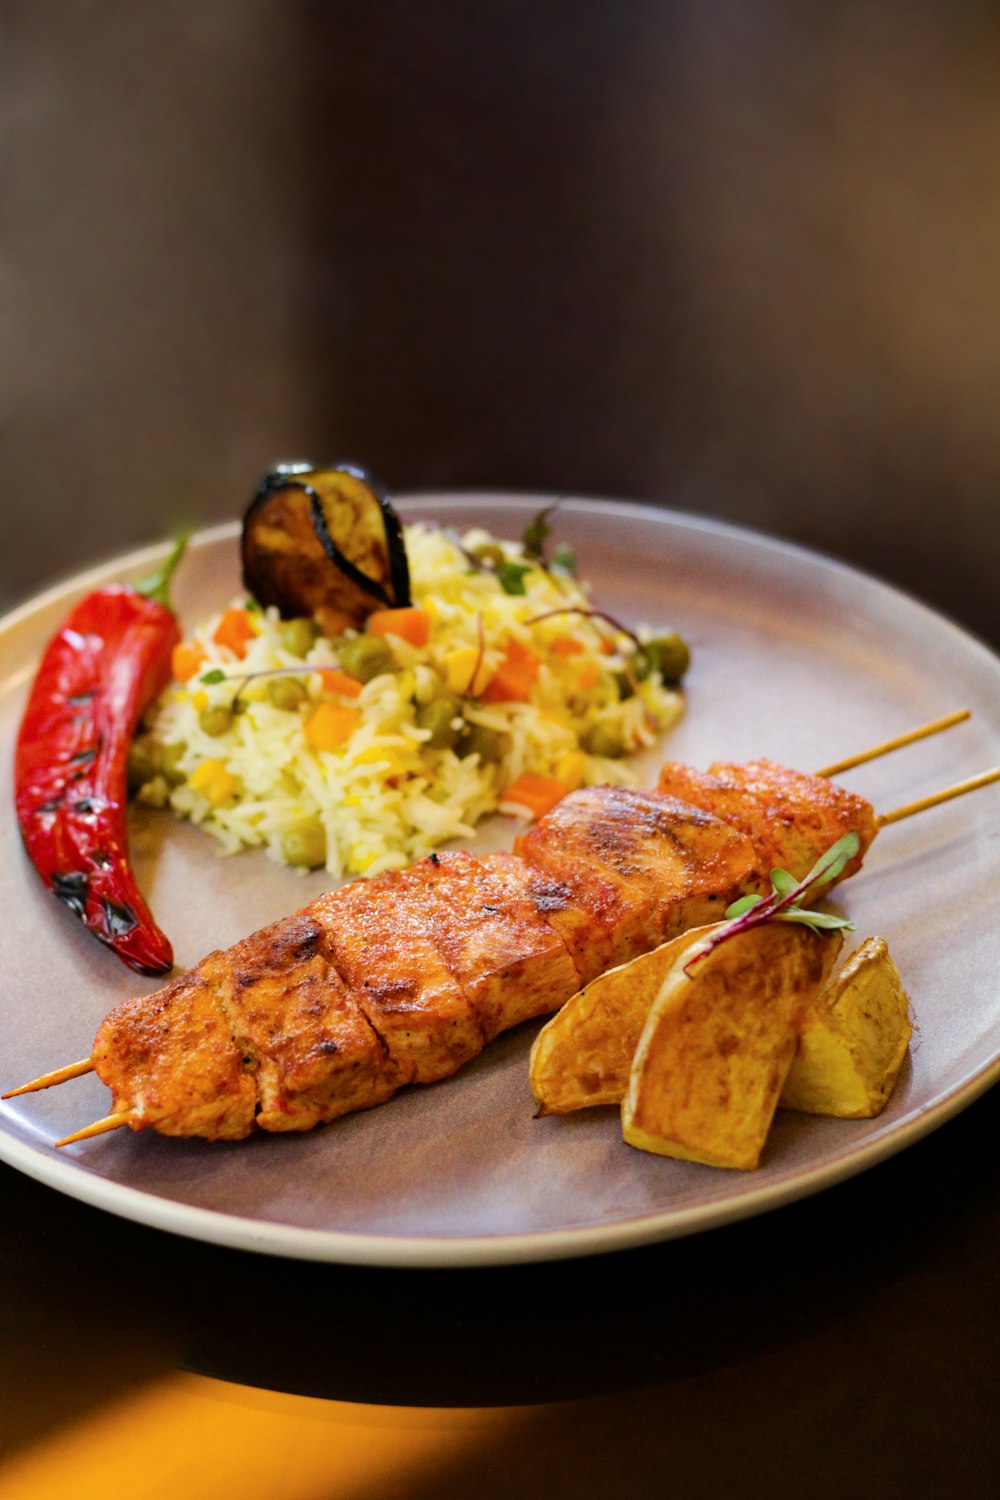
[132,523,684,877]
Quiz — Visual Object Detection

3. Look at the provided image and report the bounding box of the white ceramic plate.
[2,497,1000,1266]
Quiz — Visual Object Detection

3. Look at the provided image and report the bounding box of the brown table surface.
[3,1085,1000,1494]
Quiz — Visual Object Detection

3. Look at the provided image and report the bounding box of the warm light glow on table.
[0,1372,530,1500]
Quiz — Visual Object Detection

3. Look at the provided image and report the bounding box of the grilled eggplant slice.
[242,462,411,636]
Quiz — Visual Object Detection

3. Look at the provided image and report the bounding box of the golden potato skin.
[528,928,713,1114]
[622,923,843,1170]
[780,936,911,1118]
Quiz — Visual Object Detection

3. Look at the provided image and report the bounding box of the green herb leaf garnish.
[550,543,576,576]
[522,505,557,562]
[778,908,855,930]
[684,831,859,974]
[794,831,862,903]
[723,893,765,919]
[199,668,227,685]
[497,561,534,596]
[769,868,798,900]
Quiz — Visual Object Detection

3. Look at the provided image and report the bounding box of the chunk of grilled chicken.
[656,759,878,883]
[513,787,766,983]
[91,787,760,1140]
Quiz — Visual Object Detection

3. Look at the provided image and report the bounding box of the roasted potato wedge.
[780,936,911,1118]
[622,923,843,1170]
[528,926,714,1114]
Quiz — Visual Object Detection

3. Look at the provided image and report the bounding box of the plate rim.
[2,1051,999,1266]
[3,492,1000,1267]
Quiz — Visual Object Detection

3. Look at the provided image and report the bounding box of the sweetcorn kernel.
[444,646,489,696]
[352,745,415,776]
[555,751,586,792]
[188,759,238,805]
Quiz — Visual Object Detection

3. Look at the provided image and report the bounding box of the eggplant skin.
[242,462,412,636]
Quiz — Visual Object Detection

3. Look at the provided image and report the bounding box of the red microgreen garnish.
[444,529,489,571]
[523,607,643,652]
[683,831,859,975]
[199,663,319,710]
[441,529,534,593]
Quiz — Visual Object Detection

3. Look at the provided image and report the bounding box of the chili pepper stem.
[135,532,189,609]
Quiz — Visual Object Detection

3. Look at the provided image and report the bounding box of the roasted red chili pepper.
[14,537,188,975]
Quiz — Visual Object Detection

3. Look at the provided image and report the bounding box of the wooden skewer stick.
[1,1058,94,1099]
[54,1112,133,1148]
[877,765,1000,827]
[815,708,971,778]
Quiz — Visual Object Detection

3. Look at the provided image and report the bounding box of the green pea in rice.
[133,523,684,878]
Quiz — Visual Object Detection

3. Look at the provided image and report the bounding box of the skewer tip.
[816,708,972,779]
[877,765,1000,827]
[2,1058,94,1099]
[55,1112,132,1147]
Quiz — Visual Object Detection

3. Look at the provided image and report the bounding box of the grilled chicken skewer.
[88,788,769,1141]
[7,730,998,1147]
[10,762,877,1144]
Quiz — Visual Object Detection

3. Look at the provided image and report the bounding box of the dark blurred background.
[2,1,1000,638]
